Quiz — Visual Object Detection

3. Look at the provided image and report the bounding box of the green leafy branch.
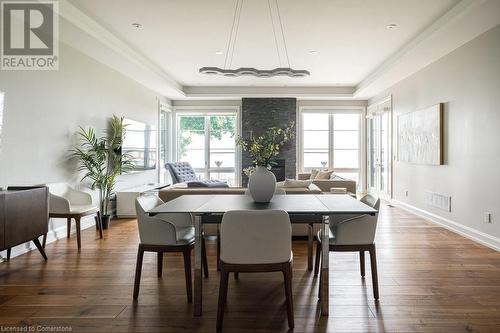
[70,115,133,216]
[236,121,295,168]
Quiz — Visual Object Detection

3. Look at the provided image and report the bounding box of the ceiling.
[67,0,458,86]
[60,0,500,99]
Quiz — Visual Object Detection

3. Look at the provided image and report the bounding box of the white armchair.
[315,194,381,300]
[216,210,294,331]
[42,183,102,250]
[133,195,208,302]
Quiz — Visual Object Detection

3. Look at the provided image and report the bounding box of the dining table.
[148,193,378,317]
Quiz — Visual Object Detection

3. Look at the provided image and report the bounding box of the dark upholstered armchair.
[166,162,198,184]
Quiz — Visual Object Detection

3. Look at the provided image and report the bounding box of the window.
[175,110,238,186]
[300,109,364,190]
[158,103,172,184]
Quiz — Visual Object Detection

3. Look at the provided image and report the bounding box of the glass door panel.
[176,114,237,185]
[368,108,391,199]
[178,116,207,176]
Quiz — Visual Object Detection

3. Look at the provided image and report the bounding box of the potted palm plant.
[71,115,133,229]
[236,122,294,202]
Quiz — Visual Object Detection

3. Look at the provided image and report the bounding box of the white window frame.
[298,106,366,191]
[158,101,172,184]
[172,106,242,186]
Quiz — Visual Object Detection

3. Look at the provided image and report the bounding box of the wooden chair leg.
[314,240,321,277]
[283,263,294,329]
[202,237,209,278]
[133,245,144,299]
[157,252,163,278]
[96,211,103,239]
[216,226,221,271]
[67,217,72,239]
[318,255,322,299]
[32,238,47,261]
[42,233,47,248]
[360,250,365,277]
[369,244,379,300]
[216,268,230,331]
[6,248,11,260]
[75,217,81,251]
[182,247,193,303]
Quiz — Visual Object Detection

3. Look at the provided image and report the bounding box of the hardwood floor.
[1,203,500,332]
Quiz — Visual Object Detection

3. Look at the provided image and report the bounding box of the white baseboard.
[0,218,96,261]
[391,199,500,252]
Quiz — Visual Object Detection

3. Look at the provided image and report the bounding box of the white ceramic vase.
[248,166,276,203]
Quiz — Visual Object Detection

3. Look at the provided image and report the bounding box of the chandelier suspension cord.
[228,0,243,69]
[224,0,241,69]
[268,0,282,67]
[275,0,291,68]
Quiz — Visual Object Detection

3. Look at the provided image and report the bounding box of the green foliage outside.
[179,116,236,157]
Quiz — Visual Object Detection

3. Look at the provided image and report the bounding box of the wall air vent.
[425,191,451,212]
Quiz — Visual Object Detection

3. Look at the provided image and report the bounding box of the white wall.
[370,24,500,246]
[0,43,164,258]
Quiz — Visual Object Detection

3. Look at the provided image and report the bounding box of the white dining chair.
[216,187,286,272]
[42,182,102,250]
[133,195,208,302]
[314,194,381,300]
[216,210,294,331]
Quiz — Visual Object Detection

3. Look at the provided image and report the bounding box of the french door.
[367,100,392,199]
[175,113,238,186]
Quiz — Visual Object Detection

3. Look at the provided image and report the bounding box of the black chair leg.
[202,237,209,278]
[283,263,294,329]
[157,252,163,278]
[369,244,379,300]
[133,245,144,299]
[32,238,47,261]
[67,217,72,238]
[216,268,230,331]
[314,240,321,277]
[216,226,221,271]
[42,234,47,248]
[6,248,11,260]
[360,250,365,277]
[183,247,193,303]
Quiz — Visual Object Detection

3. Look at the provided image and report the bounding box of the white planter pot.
[248,166,276,203]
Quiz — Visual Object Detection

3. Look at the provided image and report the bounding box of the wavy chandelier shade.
[199,0,310,78]
[199,67,310,77]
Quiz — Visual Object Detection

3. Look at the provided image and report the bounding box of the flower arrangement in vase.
[236,121,295,202]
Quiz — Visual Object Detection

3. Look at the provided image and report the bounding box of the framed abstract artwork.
[397,103,443,165]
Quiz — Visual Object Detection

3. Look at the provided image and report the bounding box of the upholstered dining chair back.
[135,195,178,246]
[220,210,292,265]
[360,194,381,210]
[46,182,71,198]
[334,194,380,245]
[45,182,93,214]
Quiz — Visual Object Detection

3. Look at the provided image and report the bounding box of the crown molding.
[182,86,355,99]
[57,0,184,98]
[51,0,500,101]
[355,0,500,98]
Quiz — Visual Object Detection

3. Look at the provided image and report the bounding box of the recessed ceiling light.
[132,23,143,29]
[215,51,224,55]
[309,50,318,55]
[386,23,398,29]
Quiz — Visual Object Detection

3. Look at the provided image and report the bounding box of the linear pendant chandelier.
[199,0,310,78]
